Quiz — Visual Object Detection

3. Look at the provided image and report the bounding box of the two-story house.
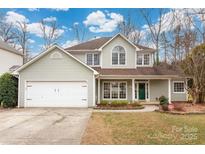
[14,34,187,107]
[0,40,23,75]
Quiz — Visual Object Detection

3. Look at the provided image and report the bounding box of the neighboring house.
[14,34,187,108]
[0,41,23,75]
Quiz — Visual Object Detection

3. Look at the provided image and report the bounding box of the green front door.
[138,83,146,100]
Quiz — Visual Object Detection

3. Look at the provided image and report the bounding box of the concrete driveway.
[0,108,92,145]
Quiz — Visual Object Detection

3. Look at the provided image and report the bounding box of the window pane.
[144,54,150,65]
[119,53,125,65]
[104,83,110,98]
[94,54,100,65]
[119,83,126,99]
[137,54,143,65]
[112,53,118,65]
[112,46,125,65]
[87,54,93,65]
[174,82,185,92]
[111,82,118,99]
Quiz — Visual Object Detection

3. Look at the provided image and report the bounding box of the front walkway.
[93,105,159,112]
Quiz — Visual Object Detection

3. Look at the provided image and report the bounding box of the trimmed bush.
[131,101,142,107]
[100,100,109,106]
[110,100,128,107]
[0,73,18,108]
[159,96,168,105]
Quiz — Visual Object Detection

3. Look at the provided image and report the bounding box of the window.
[86,53,100,66]
[174,81,185,93]
[119,82,126,99]
[103,83,110,98]
[137,53,143,65]
[136,53,151,66]
[103,82,127,99]
[112,46,126,65]
[144,54,150,65]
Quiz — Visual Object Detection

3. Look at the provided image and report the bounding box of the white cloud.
[68,28,72,31]
[62,26,68,30]
[83,10,123,33]
[28,8,39,12]
[27,22,64,38]
[43,16,57,22]
[50,8,69,11]
[28,39,35,44]
[5,11,29,24]
[62,40,79,48]
[73,22,79,26]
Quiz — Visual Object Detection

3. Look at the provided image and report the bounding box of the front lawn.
[81,112,205,144]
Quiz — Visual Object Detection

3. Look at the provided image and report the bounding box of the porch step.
[139,101,160,105]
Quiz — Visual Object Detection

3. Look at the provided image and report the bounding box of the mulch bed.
[156,102,205,115]
[94,104,145,110]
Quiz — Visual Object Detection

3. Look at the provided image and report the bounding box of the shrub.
[100,100,109,106]
[159,96,168,105]
[0,73,18,108]
[131,101,142,107]
[110,100,128,107]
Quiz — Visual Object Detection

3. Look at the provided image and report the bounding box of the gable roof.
[0,40,23,56]
[14,45,98,75]
[65,33,155,52]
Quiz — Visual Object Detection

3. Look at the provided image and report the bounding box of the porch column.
[97,78,100,104]
[132,79,135,102]
[168,79,171,104]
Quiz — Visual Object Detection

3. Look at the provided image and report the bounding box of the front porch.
[96,78,172,105]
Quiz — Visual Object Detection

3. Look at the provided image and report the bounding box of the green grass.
[81,112,205,144]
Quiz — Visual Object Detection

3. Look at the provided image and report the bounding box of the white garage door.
[25,81,88,107]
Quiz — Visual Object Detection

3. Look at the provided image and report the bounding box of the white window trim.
[136,52,153,67]
[85,52,100,67]
[102,81,127,100]
[173,81,185,94]
[111,46,127,66]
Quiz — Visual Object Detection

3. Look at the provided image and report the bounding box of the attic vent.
[50,52,63,59]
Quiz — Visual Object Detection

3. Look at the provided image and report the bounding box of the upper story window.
[112,46,126,65]
[86,53,100,66]
[137,53,151,66]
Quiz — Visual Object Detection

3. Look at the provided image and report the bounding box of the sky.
[0,8,170,56]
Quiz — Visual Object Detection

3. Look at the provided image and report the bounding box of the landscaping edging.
[94,106,145,110]
[155,109,205,115]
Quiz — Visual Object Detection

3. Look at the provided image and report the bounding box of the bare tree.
[72,22,87,42]
[40,19,62,49]
[160,32,170,63]
[140,8,165,64]
[118,14,142,44]
[0,14,17,44]
[16,21,30,63]
[181,44,205,104]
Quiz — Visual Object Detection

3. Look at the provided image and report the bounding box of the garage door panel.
[26,81,88,107]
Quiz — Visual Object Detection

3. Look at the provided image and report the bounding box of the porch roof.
[93,66,184,77]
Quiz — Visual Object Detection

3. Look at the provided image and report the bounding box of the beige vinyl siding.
[150,80,168,101]
[101,35,136,68]
[171,79,187,101]
[72,53,86,63]
[0,49,23,75]
[18,48,94,107]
